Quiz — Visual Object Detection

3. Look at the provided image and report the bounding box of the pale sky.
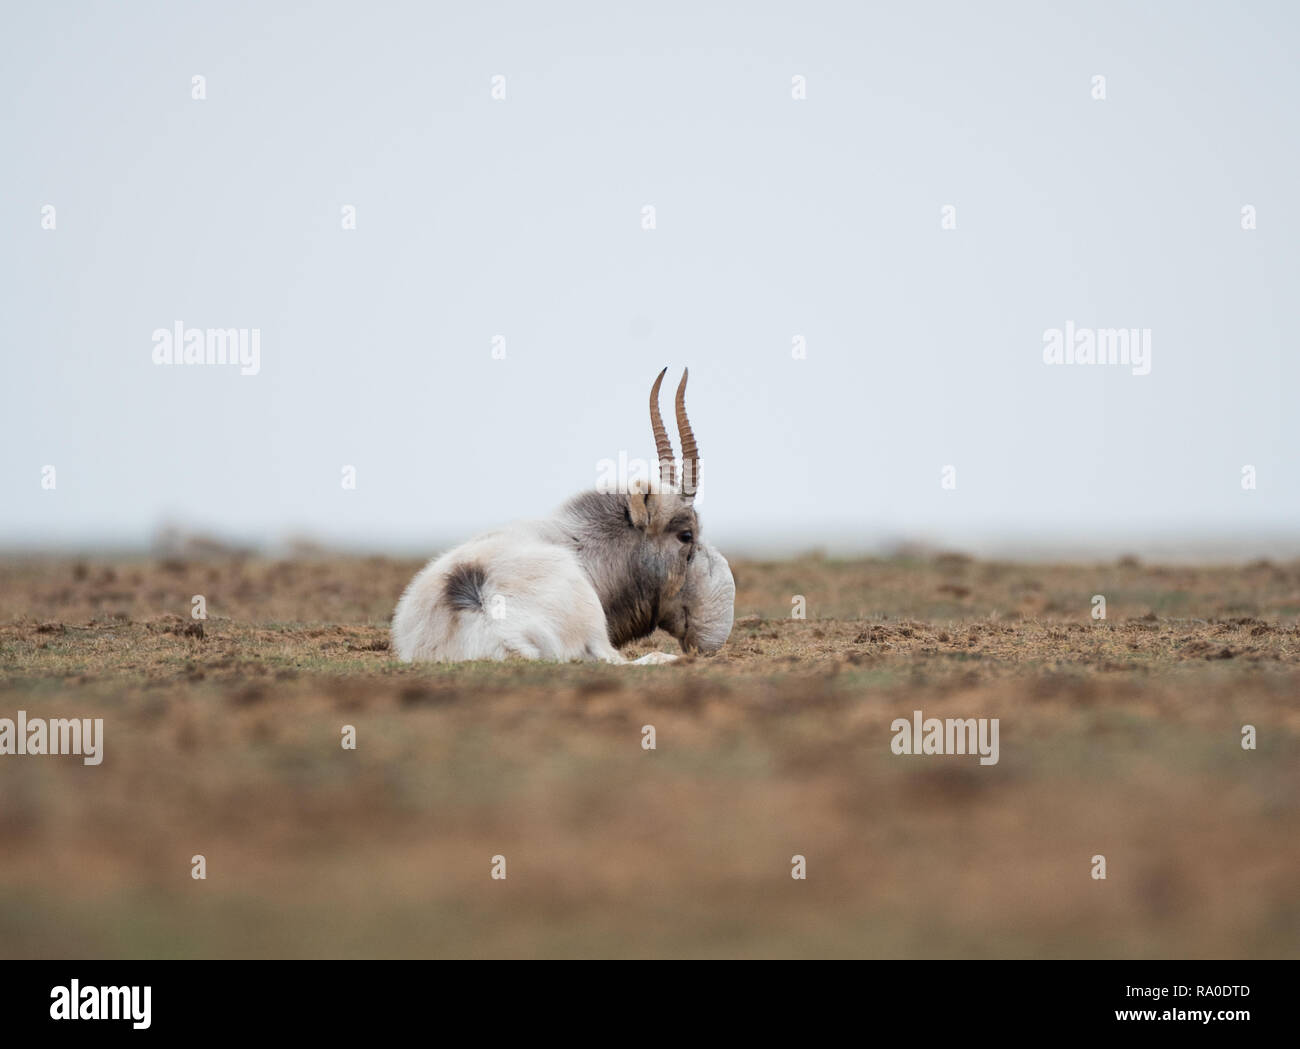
[2,1,1297,557]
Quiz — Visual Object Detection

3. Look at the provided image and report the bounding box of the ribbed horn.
[649,367,677,489]
[674,368,699,496]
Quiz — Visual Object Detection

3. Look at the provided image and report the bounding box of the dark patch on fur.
[444,562,487,612]
[604,573,661,648]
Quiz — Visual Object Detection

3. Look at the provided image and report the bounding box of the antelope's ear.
[626,479,651,528]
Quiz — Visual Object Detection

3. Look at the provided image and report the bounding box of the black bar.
[0,960,1289,1036]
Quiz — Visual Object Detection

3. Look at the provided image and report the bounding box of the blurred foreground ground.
[0,553,1297,958]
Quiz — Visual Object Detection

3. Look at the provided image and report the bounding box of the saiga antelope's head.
[621,368,735,655]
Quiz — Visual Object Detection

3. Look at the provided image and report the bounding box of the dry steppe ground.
[0,552,1297,958]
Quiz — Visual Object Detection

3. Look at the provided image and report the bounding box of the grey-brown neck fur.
[557,491,697,647]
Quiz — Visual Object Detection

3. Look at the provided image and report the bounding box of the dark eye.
[677,531,694,544]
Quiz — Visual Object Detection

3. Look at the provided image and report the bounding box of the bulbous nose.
[686,626,729,655]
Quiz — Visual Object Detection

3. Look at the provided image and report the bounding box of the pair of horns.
[649,368,699,496]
